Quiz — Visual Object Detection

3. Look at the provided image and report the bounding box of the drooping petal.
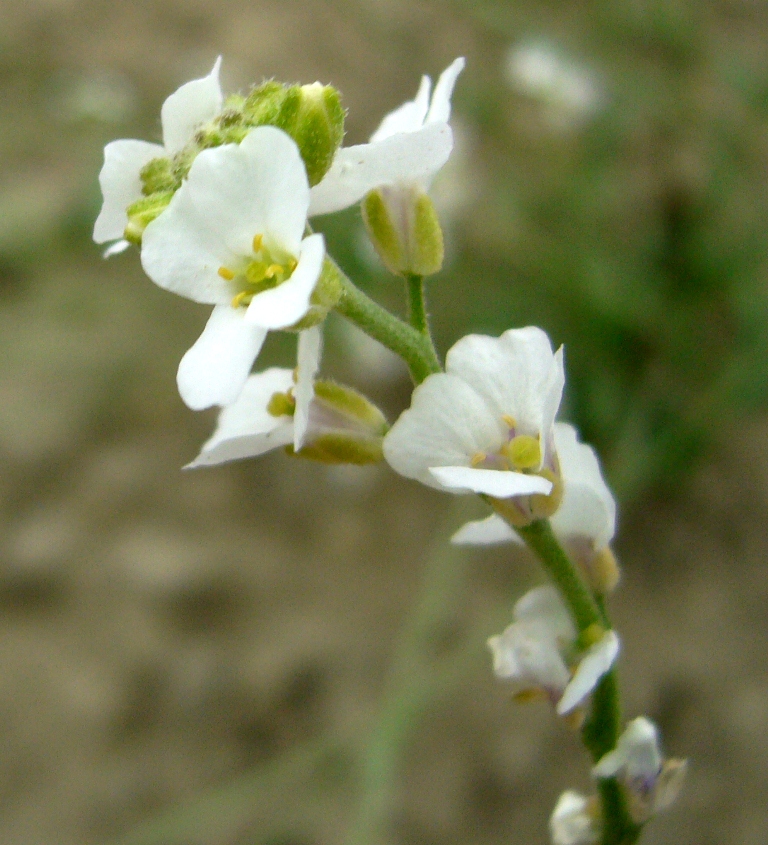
[93,139,164,244]
[383,372,503,490]
[308,122,453,216]
[513,585,576,644]
[451,513,519,545]
[185,368,295,468]
[552,422,616,549]
[370,74,432,141]
[488,622,572,694]
[445,327,564,451]
[593,717,662,781]
[161,56,223,155]
[425,57,466,125]
[244,233,324,330]
[176,305,267,410]
[294,325,323,450]
[430,465,552,497]
[184,127,310,257]
[557,630,620,715]
[141,176,239,304]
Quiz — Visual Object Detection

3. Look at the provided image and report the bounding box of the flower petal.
[102,240,131,258]
[445,327,563,451]
[593,717,662,781]
[294,325,323,450]
[383,371,503,489]
[245,233,324,329]
[513,585,576,643]
[552,422,616,548]
[308,122,453,216]
[429,466,553,496]
[549,791,599,845]
[93,139,164,244]
[425,57,466,125]
[185,368,295,467]
[184,127,310,257]
[451,513,519,545]
[557,630,620,715]
[161,56,223,154]
[141,174,238,304]
[370,74,432,141]
[177,305,267,410]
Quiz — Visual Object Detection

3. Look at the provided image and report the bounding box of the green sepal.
[124,191,174,244]
[289,258,343,331]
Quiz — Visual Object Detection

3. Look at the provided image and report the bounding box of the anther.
[252,234,263,253]
[470,452,487,467]
[502,414,516,430]
[231,291,251,308]
[265,263,283,279]
[218,266,236,281]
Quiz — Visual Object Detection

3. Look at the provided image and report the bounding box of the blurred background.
[2,0,768,843]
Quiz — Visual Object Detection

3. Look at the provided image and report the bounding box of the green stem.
[514,519,640,845]
[405,273,442,375]
[332,262,441,385]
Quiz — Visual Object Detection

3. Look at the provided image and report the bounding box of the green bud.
[124,191,174,245]
[244,80,345,186]
[287,379,389,465]
[140,157,178,195]
[362,185,444,277]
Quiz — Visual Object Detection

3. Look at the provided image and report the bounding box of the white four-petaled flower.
[309,57,465,216]
[549,790,600,845]
[488,585,619,715]
[140,126,325,410]
[93,57,224,256]
[383,326,565,520]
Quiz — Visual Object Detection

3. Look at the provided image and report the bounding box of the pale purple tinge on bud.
[487,585,619,718]
[549,790,600,845]
[592,717,687,823]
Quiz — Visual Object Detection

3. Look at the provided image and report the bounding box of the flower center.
[218,234,298,308]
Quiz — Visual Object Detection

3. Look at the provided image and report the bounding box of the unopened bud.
[245,80,345,186]
[289,258,343,331]
[124,191,174,245]
[362,184,444,277]
[591,546,621,594]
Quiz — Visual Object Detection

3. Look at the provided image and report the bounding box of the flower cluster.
[95,55,684,845]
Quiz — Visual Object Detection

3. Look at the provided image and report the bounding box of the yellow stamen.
[265,263,283,279]
[218,266,236,281]
[513,688,548,705]
[252,233,263,253]
[287,257,298,272]
[502,414,516,429]
[231,291,251,308]
[470,452,486,467]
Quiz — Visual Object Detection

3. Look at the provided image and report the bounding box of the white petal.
[93,139,164,244]
[184,127,310,257]
[383,372,503,490]
[593,717,662,780]
[430,466,552,497]
[161,56,223,154]
[245,233,324,329]
[370,74,432,141]
[488,622,571,691]
[177,305,267,410]
[425,57,465,125]
[186,368,295,467]
[549,790,599,845]
[451,513,519,545]
[552,422,616,548]
[141,175,238,304]
[308,122,453,216]
[513,585,576,643]
[294,326,323,450]
[445,327,563,451]
[102,240,131,258]
[557,630,620,715]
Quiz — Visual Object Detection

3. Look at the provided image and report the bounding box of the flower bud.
[124,191,173,245]
[287,379,389,465]
[289,258,343,331]
[244,81,345,186]
[362,184,444,277]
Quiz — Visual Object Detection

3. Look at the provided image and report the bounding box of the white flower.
[452,422,619,590]
[93,57,223,254]
[309,58,465,216]
[593,717,687,822]
[549,790,600,845]
[186,325,322,466]
[383,326,565,521]
[488,585,619,715]
[140,126,325,410]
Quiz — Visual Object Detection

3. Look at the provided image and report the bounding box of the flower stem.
[405,273,442,374]
[514,519,641,845]
[332,262,441,385]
